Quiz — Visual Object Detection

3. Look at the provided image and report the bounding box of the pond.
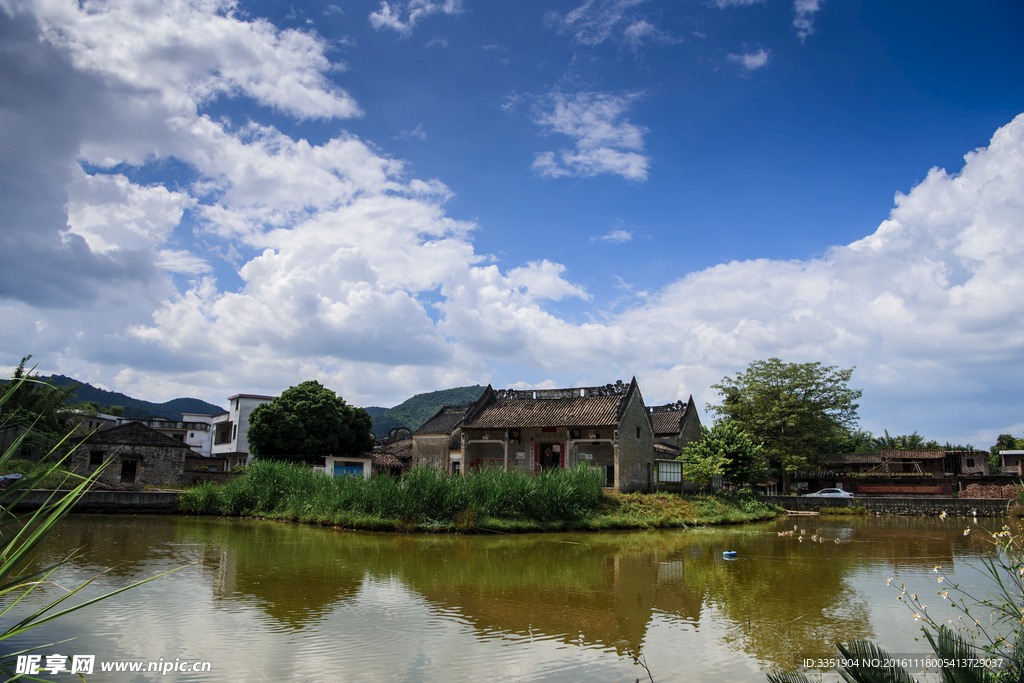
[7,514,1015,681]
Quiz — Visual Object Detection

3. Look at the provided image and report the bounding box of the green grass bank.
[179,460,780,532]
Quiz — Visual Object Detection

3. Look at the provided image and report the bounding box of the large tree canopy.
[247,380,374,459]
[709,358,862,491]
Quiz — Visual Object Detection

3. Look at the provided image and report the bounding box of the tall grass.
[0,371,182,678]
[180,460,604,526]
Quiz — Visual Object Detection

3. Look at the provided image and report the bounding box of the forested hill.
[42,375,225,421]
[371,386,486,436]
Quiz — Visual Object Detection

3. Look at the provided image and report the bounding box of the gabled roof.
[462,378,646,430]
[414,404,470,436]
[81,421,192,449]
[648,397,694,436]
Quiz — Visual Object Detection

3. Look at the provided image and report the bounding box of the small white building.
[211,394,275,468]
[1002,450,1024,475]
[315,456,373,479]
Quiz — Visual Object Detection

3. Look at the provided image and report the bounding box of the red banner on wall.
[857,484,945,494]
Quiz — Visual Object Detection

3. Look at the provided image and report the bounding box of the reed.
[179,460,605,525]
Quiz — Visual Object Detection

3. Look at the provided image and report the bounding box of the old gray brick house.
[70,421,192,487]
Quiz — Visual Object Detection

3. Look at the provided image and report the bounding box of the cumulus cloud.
[369,0,461,37]
[531,91,650,181]
[65,167,193,253]
[2,0,1022,442]
[727,48,770,70]
[793,0,824,41]
[616,114,1024,439]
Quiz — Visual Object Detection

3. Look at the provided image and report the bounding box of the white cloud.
[531,91,650,181]
[615,114,1024,437]
[727,48,770,70]
[793,0,824,41]
[593,229,633,244]
[2,0,1023,442]
[711,0,765,7]
[369,0,461,37]
[547,0,672,48]
[396,124,428,141]
[622,20,674,49]
[65,167,193,253]
[26,0,360,121]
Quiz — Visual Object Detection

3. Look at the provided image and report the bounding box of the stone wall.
[13,490,180,513]
[616,390,655,493]
[761,495,1017,517]
[412,434,450,469]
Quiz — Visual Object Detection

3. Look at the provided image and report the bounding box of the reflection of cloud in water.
[9,514,1011,681]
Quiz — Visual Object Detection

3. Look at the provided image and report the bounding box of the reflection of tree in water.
[678,516,981,668]
[22,513,999,661]
[23,514,205,578]
[172,517,363,629]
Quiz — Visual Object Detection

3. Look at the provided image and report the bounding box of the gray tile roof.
[464,395,625,430]
[82,421,192,449]
[414,405,469,435]
[650,411,682,435]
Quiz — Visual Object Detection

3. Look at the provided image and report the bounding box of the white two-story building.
[211,394,275,469]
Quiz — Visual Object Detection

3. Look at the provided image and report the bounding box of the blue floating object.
[722,550,737,558]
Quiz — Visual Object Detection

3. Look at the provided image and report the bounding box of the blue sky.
[1,0,1022,446]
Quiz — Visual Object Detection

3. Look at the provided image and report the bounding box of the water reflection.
[11,514,1014,682]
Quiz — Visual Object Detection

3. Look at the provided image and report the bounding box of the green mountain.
[362,406,390,418]
[42,375,225,420]
[371,386,486,436]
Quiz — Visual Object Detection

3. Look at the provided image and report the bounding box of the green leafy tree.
[681,423,765,487]
[830,428,877,454]
[709,358,862,494]
[1,356,82,455]
[989,434,1024,472]
[247,380,374,461]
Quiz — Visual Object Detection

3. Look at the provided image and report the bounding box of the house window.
[214,422,233,444]
[120,459,137,483]
[636,426,641,439]
[232,425,237,440]
[89,451,104,466]
[967,458,975,468]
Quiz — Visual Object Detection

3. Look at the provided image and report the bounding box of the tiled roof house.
[458,378,654,492]
[70,421,192,487]
[647,398,702,457]
[412,404,472,473]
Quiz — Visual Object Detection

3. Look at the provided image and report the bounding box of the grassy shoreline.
[179,460,780,533]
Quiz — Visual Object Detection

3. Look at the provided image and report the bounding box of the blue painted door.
[333,463,363,478]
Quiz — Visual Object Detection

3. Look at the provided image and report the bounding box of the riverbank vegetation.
[178,460,780,532]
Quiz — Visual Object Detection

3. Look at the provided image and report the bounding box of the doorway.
[120,459,137,483]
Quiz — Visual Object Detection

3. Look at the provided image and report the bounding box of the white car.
[803,488,854,498]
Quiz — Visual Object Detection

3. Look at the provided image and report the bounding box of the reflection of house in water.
[397,537,707,654]
[189,521,364,629]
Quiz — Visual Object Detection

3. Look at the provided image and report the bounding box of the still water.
[9,514,1015,681]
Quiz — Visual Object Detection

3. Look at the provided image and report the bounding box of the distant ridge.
[371,386,485,436]
[42,375,225,421]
